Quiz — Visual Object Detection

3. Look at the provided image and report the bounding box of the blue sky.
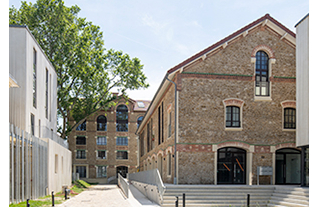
[8,0,309,101]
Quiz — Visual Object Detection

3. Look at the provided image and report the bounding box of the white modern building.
[9,25,72,201]
[295,14,309,187]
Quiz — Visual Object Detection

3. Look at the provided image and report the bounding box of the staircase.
[162,185,275,207]
[267,186,309,207]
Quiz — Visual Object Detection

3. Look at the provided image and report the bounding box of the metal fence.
[9,123,48,204]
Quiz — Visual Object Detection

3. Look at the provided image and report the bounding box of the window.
[168,111,172,137]
[116,105,128,132]
[97,115,107,131]
[284,108,296,129]
[55,154,58,173]
[97,166,107,178]
[158,106,161,145]
[31,114,35,136]
[45,69,48,119]
[76,166,86,178]
[255,51,269,96]
[97,136,107,145]
[76,136,86,145]
[97,150,106,159]
[76,150,86,159]
[226,106,240,127]
[167,151,172,176]
[76,120,86,131]
[33,48,37,108]
[116,151,128,160]
[116,137,128,146]
[137,116,143,129]
[137,101,145,108]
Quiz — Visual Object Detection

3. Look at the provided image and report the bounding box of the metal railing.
[129,169,166,203]
[118,173,129,198]
[10,123,48,204]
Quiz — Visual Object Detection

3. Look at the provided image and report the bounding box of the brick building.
[136,14,300,185]
[68,95,150,183]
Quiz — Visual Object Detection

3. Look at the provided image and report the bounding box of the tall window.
[255,51,269,96]
[33,48,37,108]
[45,69,48,119]
[97,166,107,178]
[168,111,172,137]
[76,120,86,131]
[116,105,128,131]
[97,115,107,131]
[226,106,240,127]
[167,151,172,176]
[31,113,35,136]
[137,116,143,128]
[284,108,296,129]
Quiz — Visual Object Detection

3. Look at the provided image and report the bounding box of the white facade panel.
[296,15,309,147]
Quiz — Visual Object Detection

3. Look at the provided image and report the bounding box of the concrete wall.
[46,138,72,193]
[9,26,57,137]
[296,15,309,147]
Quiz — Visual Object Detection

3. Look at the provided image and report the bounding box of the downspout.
[165,74,177,185]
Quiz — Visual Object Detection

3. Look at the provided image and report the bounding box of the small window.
[167,151,171,176]
[116,151,128,160]
[284,108,296,129]
[76,136,86,145]
[76,120,86,131]
[97,115,107,131]
[137,101,145,108]
[76,150,86,159]
[226,106,240,127]
[55,154,58,173]
[97,136,107,145]
[116,137,128,146]
[31,114,35,136]
[97,166,107,178]
[97,151,106,159]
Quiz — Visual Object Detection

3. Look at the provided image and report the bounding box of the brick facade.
[137,14,300,185]
[68,96,150,183]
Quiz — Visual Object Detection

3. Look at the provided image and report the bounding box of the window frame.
[255,51,270,97]
[76,136,86,145]
[76,120,86,131]
[116,137,128,146]
[116,105,129,132]
[76,150,86,159]
[116,151,128,160]
[96,136,107,145]
[225,106,241,128]
[96,166,107,178]
[223,99,244,131]
[96,115,107,131]
[97,150,107,160]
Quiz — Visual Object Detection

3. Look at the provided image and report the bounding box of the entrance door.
[116,166,128,178]
[276,148,301,184]
[217,147,246,184]
[76,166,87,178]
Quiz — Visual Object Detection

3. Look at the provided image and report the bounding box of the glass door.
[218,147,246,184]
[276,148,301,184]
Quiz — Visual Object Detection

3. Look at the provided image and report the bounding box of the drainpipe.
[165,74,177,185]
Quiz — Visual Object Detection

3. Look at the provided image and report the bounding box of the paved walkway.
[56,184,160,207]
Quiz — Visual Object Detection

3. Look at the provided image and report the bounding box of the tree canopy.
[9,0,149,139]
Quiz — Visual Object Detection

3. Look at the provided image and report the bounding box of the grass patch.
[9,180,93,207]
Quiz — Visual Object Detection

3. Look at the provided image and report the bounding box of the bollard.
[183,193,185,207]
[52,191,55,207]
[26,199,30,207]
[247,194,250,207]
[175,196,178,207]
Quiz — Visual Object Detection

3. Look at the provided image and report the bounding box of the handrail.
[118,173,129,198]
[129,169,166,203]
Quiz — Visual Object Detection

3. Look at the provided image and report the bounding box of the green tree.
[10,0,149,139]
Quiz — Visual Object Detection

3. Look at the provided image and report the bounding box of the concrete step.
[269,196,309,205]
[164,190,273,195]
[163,195,270,200]
[162,203,268,207]
[268,200,309,207]
[273,189,309,196]
[271,193,309,201]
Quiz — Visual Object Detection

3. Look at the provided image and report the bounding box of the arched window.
[255,51,269,96]
[116,105,128,132]
[226,106,240,127]
[137,116,143,128]
[97,115,107,131]
[284,108,296,129]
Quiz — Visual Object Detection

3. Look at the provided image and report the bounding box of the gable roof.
[136,13,296,135]
[167,13,295,75]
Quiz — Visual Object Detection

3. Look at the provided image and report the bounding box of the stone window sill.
[282,128,296,132]
[225,127,243,131]
[254,96,272,102]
